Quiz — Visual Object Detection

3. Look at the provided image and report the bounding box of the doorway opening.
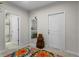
[5,12,20,50]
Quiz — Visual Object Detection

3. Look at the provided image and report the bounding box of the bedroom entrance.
[5,13,20,50]
[48,12,65,50]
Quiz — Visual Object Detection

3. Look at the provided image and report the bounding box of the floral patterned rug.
[31,50,54,57]
[5,47,62,57]
[5,47,30,57]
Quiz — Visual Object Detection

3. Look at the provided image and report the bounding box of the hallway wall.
[29,1,78,55]
[0,2,29,52]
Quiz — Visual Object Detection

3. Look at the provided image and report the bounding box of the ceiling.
[6,1,55,11]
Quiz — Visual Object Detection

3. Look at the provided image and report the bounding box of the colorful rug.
[5,47,30,57]
[5,47,62,57]
[30,50,54,57]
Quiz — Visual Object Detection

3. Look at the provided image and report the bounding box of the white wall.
[30,1,78,55]
[0,2,29,51]
[0,1,79,56]
[0,7,5,52]
[77,2,79,55]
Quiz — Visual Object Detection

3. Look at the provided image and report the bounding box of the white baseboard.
[65,50,79,57]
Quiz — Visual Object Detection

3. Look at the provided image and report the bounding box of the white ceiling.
[6,1,55,11]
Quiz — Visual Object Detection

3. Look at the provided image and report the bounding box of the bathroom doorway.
[5,12,20,50]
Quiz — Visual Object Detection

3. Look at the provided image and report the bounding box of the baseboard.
[65,50,79,57]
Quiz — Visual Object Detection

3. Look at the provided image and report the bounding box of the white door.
[10,15,19,45]
[48,12,65,50]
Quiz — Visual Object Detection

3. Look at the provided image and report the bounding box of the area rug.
[5,47,62,57]
[30,50,54,57]
[5,47,30,57]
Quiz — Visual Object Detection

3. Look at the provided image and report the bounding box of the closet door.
[48,12,65,50]
[10,15,19,45]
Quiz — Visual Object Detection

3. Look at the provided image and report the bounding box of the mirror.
[31,17,37,39]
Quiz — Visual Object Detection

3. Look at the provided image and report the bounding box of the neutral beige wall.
[0,3,29,49]
[30,2,78,54]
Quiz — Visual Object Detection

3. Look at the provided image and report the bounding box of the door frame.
[4,11,21,48]
[48,11,66,51]
[9,14,20,46]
